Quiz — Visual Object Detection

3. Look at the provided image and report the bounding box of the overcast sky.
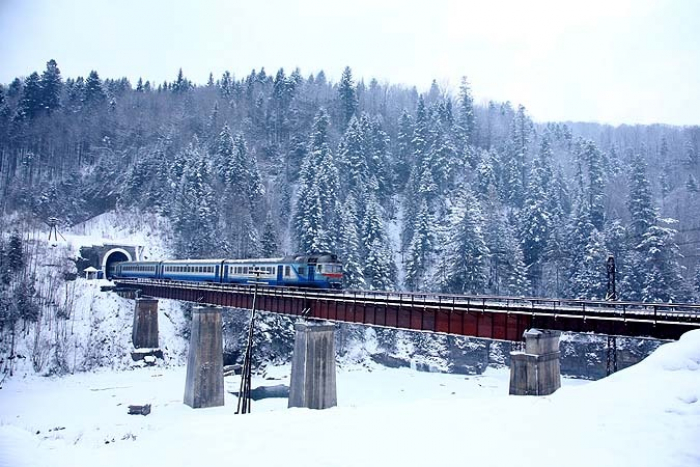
[1,0,698,126]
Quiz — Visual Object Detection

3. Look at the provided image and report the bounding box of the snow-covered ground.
[2,330,700,467]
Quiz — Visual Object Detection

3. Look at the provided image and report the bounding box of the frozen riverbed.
[1,332,699,467]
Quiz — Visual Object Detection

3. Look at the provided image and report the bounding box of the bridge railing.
[113,278,700,327]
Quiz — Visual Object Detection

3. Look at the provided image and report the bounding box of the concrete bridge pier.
[509,329,561,396]
[288,322,337,410]
[184,306,224,409]
[132,297,159,349]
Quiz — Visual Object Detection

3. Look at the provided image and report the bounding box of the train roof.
[223,257,286,264]
[115,254,340,265]
[161,259,227,264]
[117,260,162,265]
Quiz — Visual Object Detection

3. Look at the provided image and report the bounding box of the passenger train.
[110,253,343,289]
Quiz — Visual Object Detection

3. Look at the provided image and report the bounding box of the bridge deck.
[114,279,700,341]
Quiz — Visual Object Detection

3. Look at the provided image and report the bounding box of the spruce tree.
[40,59,62,113]
[441,188,489,294]
[337,66,357,130]
[84,70,107,106]
[627,154,656,237]
[518,158,551,291]
[404,200,435,291]
[18,72,42,119]
[570,229,608,300]
[337,115,368,196]
[260,213,280,257]
[338,194,366,289]
[7,234,24,273]
[638,225,686,302]
[362,194,395,290]
[483,194,528,296]
[395,110,414,189]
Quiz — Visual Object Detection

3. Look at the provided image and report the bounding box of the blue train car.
[161,259,223,282]
[113,253,343,289]
[222,254,342,288]
[113,261,162,279]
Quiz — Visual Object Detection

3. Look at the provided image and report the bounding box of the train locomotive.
[110,253,343,289]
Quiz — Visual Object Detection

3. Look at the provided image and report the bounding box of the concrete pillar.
[509,329,561,396]
[288,322,337,410]
[132,297,159,349]
[184,306,224,409]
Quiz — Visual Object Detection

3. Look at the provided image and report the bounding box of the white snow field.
[1,331,699,467]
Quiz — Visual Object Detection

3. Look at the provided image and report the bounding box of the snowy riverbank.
[2,330,700,467]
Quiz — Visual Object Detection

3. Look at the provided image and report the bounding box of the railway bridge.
[113,278,700,410]
[114,278,700,341]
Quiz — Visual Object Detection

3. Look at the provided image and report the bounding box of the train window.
[299,266,306,276]
[318,265,323,272]
[285,266,290,276]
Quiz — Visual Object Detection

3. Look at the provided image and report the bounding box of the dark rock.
[131,349,163,361]
[229,384,289,401]
[370,353,410,369]
[128,404,151,415]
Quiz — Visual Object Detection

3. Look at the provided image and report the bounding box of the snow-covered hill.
[1,210,188,378]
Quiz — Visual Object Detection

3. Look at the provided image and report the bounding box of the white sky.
[1,0,699,126]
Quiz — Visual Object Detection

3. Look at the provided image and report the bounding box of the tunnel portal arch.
[104,248,132,279]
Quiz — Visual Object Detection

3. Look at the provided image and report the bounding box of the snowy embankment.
[1,331,699,467]
[3,210,187,378]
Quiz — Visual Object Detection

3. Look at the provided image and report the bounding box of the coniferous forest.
[1,59,700,304]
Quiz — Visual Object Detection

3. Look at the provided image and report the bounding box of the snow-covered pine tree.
[294,109,332,253]
[456,76,476,152]
[571,229,608,300]
[362,193,395,290]
[518,156,551,294]
[40,59,62,114]
[395,110,414,189]
[440,187,489,294]
[172,138,220,258]
[337,115,368,196]
[577,139,605,230]
[337,66,357,130]
[627,154,657,238]
[404,199,435,291]
[338,194,366,289]
[638,224,687,303]
[17,72,42,120]
[260,212,280,257]
[483,192,528,296]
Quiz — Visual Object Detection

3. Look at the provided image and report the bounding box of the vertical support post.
[606,255,617,301]
[132,297,159,349]
[288,322,337,410]
[184,306,224,409]
[509,329,561,396]
[606,335,618,376]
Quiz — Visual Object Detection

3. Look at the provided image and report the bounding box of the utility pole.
[606,255,616,301]
[605,254,618,375]
[236,269,264,414]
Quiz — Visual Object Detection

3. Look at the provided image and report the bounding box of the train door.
[277,265,283,284]
[308,265,315,282]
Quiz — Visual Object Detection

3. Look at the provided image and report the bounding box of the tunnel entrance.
[105,250,130,279]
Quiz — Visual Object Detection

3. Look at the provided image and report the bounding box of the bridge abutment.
[184,306,224,409]
[132,297,159,349]
[509,329,561,396]
[288,322,337,410]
